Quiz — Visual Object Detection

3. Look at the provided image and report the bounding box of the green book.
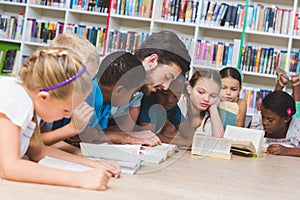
[218,102,239,129]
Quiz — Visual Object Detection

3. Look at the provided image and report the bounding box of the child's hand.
[267,144,292,156]
[130,130,162,146]
[79,167,112,191]
[208,98,220,112]
[71,102,94,133]
[98,160,121,178]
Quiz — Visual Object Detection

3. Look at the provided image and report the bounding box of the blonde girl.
[0,47,120,191]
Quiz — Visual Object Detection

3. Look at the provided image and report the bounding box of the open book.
[80,143,141,174]
[139,143,178,164]
[80,142,178,166]
[224,125,265,157]
[38,156,93,172]
[191,134,232,160]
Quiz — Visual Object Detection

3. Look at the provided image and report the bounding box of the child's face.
[261,106,288,138]
[144,62,182,93]
[111,87,139,107]
[36,93,87,122]
[156,89,181,111]
[220,77,241,102]
[188,78,220,111]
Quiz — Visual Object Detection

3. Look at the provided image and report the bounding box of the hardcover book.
[1,49,17,73]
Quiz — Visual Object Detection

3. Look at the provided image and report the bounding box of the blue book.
[219,102,239,129]
[296,51,300,74]
[227,43,233,66]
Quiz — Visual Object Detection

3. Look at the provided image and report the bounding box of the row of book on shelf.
[239,87,272,114]
[241,46,278,75]
[241,46,300,75]
[111,0,153,18]
[194,37,300,75]
[71,0,110,13]
[29,0,65,7]
[245,3,292,35]
[194,38,240,68]
[107,30,149,53]
[158,0,294,35]
[160,0,199,23]
[106,29,192,54]
[0,13,24,40]
[65,24,106,51]
[23,18,107,51]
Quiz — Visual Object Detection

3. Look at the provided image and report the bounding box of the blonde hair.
[19,47,92,145]
[51,33,100,75]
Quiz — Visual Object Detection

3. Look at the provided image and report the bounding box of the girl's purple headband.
[39,66,87,92]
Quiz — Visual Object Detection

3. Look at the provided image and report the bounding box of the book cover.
[218,101,239,129]
[1,49,17,73]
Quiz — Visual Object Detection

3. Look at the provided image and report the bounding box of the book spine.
[234,4,241,29]
[275,8,283,34]
[178,0,187,22]
[294,13,299,36]
[200,0,209,23]
[211,2,220,24]
[254,47,261,73]
[191,0,198,23]
[185,0,193,23]
[215,42,223,68]
[246,5,253,30]
[162,0,170,20]
[224,5,232,28]
[205,1,215,23]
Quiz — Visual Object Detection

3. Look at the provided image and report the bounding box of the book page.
[80,143,141,164]
[224,125,265,154]
[191,134,232,159]
[38,156,93,172]
[139,143,178,164]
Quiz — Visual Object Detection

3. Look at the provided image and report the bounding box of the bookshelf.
[1,0,300,114]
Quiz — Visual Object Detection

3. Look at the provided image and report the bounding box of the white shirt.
[179,96,212,136]
[0,77,36,158]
